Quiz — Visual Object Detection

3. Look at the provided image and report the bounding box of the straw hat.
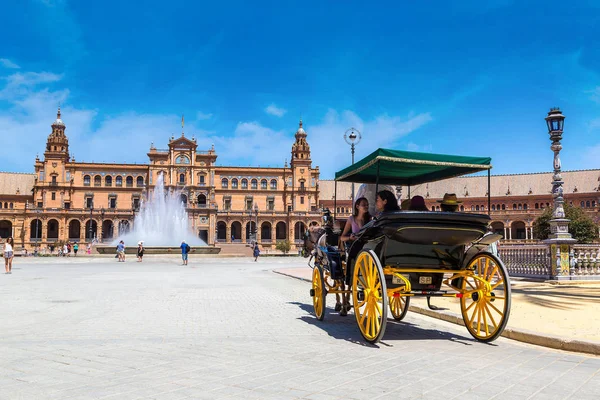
[437,193,462,206]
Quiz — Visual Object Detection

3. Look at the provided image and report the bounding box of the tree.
[275,239,291,254]
[533,203,599,243]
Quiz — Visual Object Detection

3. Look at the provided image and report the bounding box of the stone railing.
[498,243,600,280]
[498,244,552,279]
[570,245,600,278]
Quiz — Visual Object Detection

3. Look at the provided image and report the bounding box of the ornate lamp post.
[254,202,259,243]
[88,203,94,242]
[100,207,105,242]
[344,127,362,204]
[543,107,575,279]
[35,207,41,256]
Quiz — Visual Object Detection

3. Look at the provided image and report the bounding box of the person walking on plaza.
[252,241,260,262]
[86,243,91,254]
[73,242,79,256]
[180,240,191,265]
[4,237,14,274]
[137,241,144,262]
[63,243,68,257]
[116,240,126,262]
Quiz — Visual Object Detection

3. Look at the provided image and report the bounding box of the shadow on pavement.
[289,301,479,348]
[514,286,600,310]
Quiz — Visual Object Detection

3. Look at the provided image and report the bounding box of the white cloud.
[265,103,287,117]
[0,58,20,69]
[196,111,213,120]
[0,67,432,177]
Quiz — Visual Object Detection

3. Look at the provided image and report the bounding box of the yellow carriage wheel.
[312,265,326,321]
[389,295,410,321]
[460,253,511,342]
[352,250,388,343]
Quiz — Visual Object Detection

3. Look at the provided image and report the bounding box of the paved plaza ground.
[1,256,599,400]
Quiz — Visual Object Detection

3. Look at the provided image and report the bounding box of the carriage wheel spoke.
[464,299,477,313]
[488,301,504,316]
[483,258,490,282]
[482,302,489,336]
[483,303,498,330]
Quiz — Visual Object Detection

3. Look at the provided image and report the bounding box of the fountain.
[95,174,220,255]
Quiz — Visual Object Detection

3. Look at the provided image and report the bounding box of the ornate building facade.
[0,110,321,251]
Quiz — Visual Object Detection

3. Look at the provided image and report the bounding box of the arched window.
[221,178,228,188]
[481,205,485,211]
[241,179,248,189]
[231,178,238,189]
[270,179,277,190]
[592,201,596,207]
[9,203,13,209]
[251,179,257,189]
[535,203,539,209]
[491,205,496,211]
[179,174,185,184]
[180,194,187,205]
[83,175,91,186]
[518,204,522,210]
[0,203,2,208]
[94,175,101,186]
[501,204,506,210]
[197,193,207,207]
[586,201,591,208]
[431,206,436,211]
[460,205,464,211]
[471,205,475,211]
[105,176,112,186]
[436,206,440,211]
[523,204,527,210]
[261,179,267,189]
[126,176,134,187]
[116,176,123,187]
[475,205,479,211]
[136,176,144,187]
[512,204,517,210]
[581,201,585,207]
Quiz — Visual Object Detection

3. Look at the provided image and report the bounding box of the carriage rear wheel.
[389,295,410,321]
[312,265,326,321]
[460,253,511,342]
[352,250,387,343]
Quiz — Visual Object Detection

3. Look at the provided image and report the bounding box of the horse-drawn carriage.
[307,148,511,343]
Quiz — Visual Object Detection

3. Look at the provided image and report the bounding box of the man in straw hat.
[438,193,462,212]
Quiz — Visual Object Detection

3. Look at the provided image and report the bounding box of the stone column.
[226,224,231,243]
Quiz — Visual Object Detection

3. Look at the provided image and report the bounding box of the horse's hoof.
[334,302,342,312]
[340,308,348,317]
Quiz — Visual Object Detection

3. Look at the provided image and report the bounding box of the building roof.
[0,172,36,196]
[320,169,600,201]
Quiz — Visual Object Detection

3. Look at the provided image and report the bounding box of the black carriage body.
[350,211,491,290]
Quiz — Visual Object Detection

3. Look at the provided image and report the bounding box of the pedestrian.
[63,243,68,257]
[253,241,260,262]
[86,243,91,254]
[116,240,126,262]
[66,242,72,257]
[137,241,144,262]
[180,240,191,265]
[4,237,14,274]
[73,242,79,256]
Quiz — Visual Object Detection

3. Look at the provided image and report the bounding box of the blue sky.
[1,0,600,178]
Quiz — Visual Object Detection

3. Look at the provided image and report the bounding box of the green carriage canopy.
[334,148,492,186]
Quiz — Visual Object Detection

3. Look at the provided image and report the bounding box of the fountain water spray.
[114,174,206,246]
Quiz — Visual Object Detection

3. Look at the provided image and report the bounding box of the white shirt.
[4,243,13,253]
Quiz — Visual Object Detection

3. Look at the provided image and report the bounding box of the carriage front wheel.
[311,265,326,321]
[389,295,410,321]
[460,252,511,342]
[352,250,388,343]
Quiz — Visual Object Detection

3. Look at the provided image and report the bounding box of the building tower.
[44,107,70,162]
[290,119,313,212]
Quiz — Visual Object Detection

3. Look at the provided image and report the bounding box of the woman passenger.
[340,197,371,243]
[375,190,400,216]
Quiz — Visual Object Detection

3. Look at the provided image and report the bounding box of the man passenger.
[438,193,461,212]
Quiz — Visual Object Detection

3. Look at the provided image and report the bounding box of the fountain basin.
[95,245,221,255]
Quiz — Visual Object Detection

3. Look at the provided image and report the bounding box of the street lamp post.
[100,207,105,243]
[254,203,259,243]
[35,207,41,256]
[344,127,362,204]
[88,203,94,243]
[543,107,575,279]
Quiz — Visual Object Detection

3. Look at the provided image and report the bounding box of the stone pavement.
[274,266,600,354]
[1,256,599,400]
